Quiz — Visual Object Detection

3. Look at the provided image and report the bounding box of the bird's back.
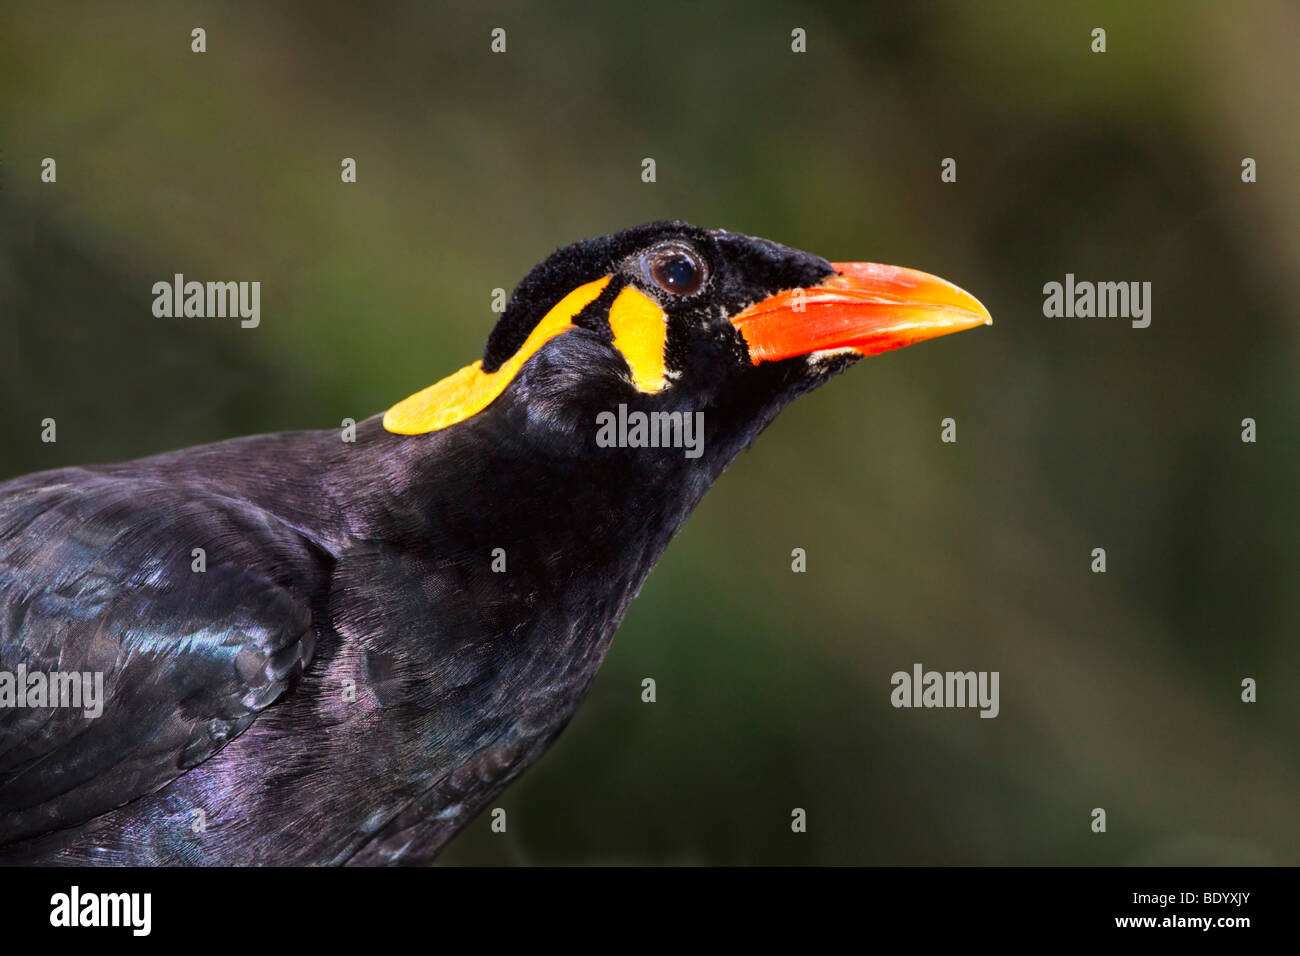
[0,422,625,864]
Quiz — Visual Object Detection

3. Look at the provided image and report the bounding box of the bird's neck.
[357,413,717,670]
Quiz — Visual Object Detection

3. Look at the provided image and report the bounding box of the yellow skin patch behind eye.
[383,277,611,435]
[607,287,668,393]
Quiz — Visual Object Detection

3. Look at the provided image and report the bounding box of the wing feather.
[0,472,327,843]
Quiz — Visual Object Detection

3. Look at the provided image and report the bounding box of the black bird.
[0,222,989,865]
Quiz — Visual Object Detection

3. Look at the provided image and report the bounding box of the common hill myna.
[0,221,989,864]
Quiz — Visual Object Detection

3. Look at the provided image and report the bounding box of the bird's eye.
[646,245,706,296]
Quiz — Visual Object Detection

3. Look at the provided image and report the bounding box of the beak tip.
[962,290,993,328]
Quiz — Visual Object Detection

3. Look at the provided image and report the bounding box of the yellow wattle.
[608,287,668,393]
[383,277,611,435]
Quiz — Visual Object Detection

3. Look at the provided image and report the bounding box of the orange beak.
[729,262,991,364]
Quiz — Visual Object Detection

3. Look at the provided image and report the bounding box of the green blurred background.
[2,1,1296,864]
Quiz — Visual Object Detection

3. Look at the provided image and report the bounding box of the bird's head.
[384,221,990,477]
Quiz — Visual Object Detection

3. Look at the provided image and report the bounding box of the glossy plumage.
[0,222,987,864]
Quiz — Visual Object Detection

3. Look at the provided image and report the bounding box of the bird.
[0,221,990,865]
